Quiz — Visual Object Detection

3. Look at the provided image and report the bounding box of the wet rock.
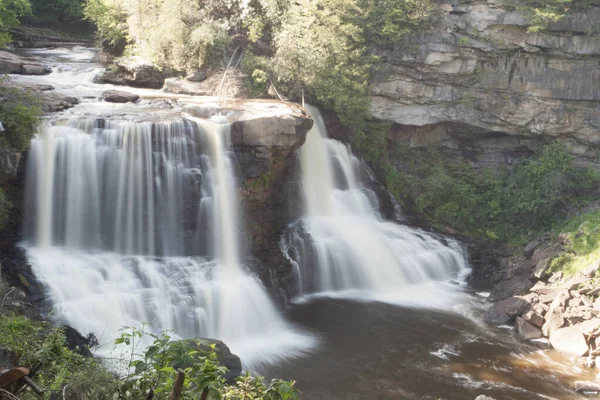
[41,92,79,112]
[515,316,543,339]
[522,311,545,328]
[474,396,496,400]
[0,149,22,176]
[550,326,589,356]
[483,297,531,325]
[102,90,140,103]
[573,381,600,394]
[0,50,51,75]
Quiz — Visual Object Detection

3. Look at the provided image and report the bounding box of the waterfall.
[282,106,470,307]
[23,117,313,366]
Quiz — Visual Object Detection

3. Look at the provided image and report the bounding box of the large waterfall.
[23,117,313,365]
[281,106,470,307]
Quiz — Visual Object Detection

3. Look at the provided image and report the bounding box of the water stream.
[17,49,314,366]
[9,47,593,398]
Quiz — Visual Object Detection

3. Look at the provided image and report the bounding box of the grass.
[549,209,600,276]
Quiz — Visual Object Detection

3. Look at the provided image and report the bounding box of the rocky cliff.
[371,0,600,167]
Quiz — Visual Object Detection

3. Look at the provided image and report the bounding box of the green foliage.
[548,209,600,275]
[519,0,600,32]
[368,140,600,242]
[116,326,301,400]
[27,0,87,27]
[0,314,116,400]
[0,0,32,47]
[359,0,433,45]
[241,51,270,98]
[83,0,128,46]
[0,78,42,152]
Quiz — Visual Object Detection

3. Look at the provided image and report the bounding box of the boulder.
[515,316,543,340]
[542,290,569,336]
[41,92,79,112]
[0,50,51,75]
[102,90,140,103]
[564,277,588,291]
[549,326,589,356]
[580,318,600,336]
[474,396,496,400]
[532,257,552,279]
[524,239,542,259]
[522,311,545,328]
[186,68,207,82]
[175,339,241,383]
[549,272,563,283]
[94,59,164,88]
[573,381,600,393]
[483,297,531,325]
[530,282,556,296]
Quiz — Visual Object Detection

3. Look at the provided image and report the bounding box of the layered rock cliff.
[371,0,600,167]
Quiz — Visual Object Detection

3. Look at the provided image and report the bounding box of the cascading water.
[281,106,470,308]
[23,116,313,366]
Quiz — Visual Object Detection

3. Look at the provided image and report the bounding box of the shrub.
[0,0,32,47]
[0,79,42,152]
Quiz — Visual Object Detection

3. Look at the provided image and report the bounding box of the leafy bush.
[0,314,116,400]
[116,325,300,400]
[519,0,600,32]
[0,79,42,152]
[371,140,600,242]
[0,0,32,47]
[0,318,301,400]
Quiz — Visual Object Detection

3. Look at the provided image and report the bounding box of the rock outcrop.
[371,2,600,167]
[94,58,164,88]
[102,90,140,103]
[0,51,51,75]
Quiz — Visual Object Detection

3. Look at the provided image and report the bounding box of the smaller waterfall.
[282,106,470,308]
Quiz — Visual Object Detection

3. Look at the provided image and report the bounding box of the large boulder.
[0,50,51,75]
[549,326,589,356]
[102,90,140,103]
[542,290,569,336]
[94,58,164,88]
[515,316,542,340]
[483,296,531,325]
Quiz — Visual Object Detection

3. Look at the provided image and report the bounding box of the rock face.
[232,103,312,301]
[0,51,51,75]
[371,2,600,167]
[102,90,140,103]
[94,58,164,88]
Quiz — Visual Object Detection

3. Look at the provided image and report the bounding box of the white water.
[283,106,470,309]
[24,115,314,366]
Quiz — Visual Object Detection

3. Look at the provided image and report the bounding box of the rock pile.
[483,241,600,360]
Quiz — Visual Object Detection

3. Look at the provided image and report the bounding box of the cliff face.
[371,1,600,167]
